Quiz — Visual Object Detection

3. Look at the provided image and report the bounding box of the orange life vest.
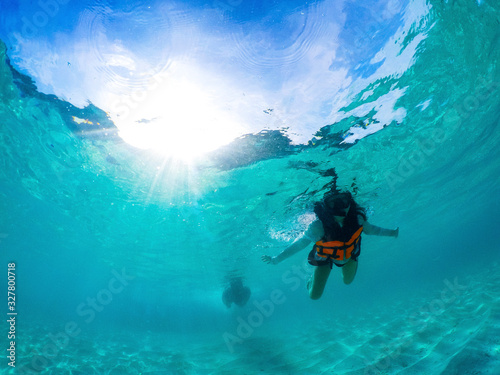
[313,226,363,262]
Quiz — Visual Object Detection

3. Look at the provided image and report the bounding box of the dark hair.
[314,191,366,241]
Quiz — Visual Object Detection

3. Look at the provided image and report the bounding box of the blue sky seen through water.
[0,0,423,160]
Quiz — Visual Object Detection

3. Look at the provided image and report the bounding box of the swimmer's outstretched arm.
[261,235,312,265]
[361,219,399,238]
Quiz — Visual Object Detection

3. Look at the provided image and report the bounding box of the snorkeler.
[222,277,251,308]
[262,191,399,300]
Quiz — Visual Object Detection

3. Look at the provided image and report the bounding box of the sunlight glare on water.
[113,64,247,161]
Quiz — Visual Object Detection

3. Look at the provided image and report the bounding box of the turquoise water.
[1,0,500,374]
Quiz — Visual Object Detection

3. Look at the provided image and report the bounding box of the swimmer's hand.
[393,227,399,238]
[261,255,279,265]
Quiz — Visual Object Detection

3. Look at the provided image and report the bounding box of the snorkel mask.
[323,192,352,216]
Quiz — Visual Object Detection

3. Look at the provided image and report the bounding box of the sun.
[110,68,246,162]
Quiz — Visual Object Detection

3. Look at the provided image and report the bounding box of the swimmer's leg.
[308,265,332,300]
[342,259,358,285]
